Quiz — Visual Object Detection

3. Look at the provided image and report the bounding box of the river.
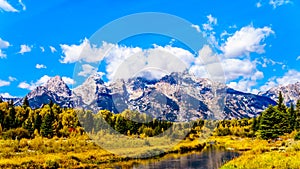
[104,146,240,169]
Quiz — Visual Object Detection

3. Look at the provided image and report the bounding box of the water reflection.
[133,146,239,169]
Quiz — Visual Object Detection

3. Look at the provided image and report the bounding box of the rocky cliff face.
[72,72,276,121]
[22,76,73,108]
[259,82,300,106]
[17,72,289,121]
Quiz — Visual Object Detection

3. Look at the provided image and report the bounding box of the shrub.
[2,128,30,140]
[294,131,300,140]
[44,159,59,169]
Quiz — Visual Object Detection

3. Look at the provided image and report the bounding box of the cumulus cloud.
[62,77,75,85]
[18,44,32,54]
[256,2,263,7]
[0,0,18,12]
[50,46,57,53]
[18,75,74,90]
[78,64,97,77]
[35,64,47,69]
[221,25,274,58]
[228,70,264,93]
[0,0,26,12]
[0,79,10,87]
[260,69,300,91]
[8,76,17,81]
[18,82,34,90]
[0,92,16,98]
[62,39,195,81]
[191,24,201,32]
[0,38,10,58]
[202,14,217,31]
[60,38,116,63]
[106,44,194,81]
[269,0,292,9]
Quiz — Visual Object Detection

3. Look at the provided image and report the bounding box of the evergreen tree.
[259,105,288,139]
[34,113,42,131]
[252,117,258,132]
[23,118,34,136]
[295,100,300,130]
[288,103,296,130]
[22,96,29,107]
[40,113,54,137]
[277,91,286,112]
[114,115,126,134]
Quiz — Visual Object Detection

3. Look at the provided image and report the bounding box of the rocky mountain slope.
[15,76,73,108]
[259,82,300,106]
[15,72,280,121]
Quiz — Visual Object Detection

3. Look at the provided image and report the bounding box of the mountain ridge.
[5,72,289,121]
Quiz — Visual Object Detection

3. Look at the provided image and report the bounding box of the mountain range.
[1,72,299,121]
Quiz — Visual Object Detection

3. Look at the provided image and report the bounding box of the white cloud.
[18,82,34,90]
[0,0,18,12]
[0,0,26,12]
[0,38,9,48]
[256,57,284,68]
[62,77,75,85]
[275,70,300,85]
[8,76,17,81]
[18,0,26,10]
[18,75,51,90]
[256,2,263,7]
[228,70,264,94]
[220,31,231,38]
[60,38,116,63]
[202,14,217,31]
[40,46,45,52]
[296,56,300,61]
[35,64,47,69]
[191,24,201,32]
[0,79,10,87]
[18,44,32,54]
[221,25,274,58]
[50,46,57,53]
[229,25,237,29]
[62,39,195,81]
[0,92,16,98]
[78,64,97,77]
[207,14,217,25]
[0,38,10,58]
[190,44,264,92]
[18,75,74,90]
[222,59,257,81]
[260,69,300,91]
[269,0,291,9]
[107,44,196,81]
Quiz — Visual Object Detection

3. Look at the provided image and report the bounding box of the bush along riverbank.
[216,133,300,169]
[0,135,209,168]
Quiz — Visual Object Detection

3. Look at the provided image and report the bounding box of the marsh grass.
[0,133,207,168]
[219,133,300,169]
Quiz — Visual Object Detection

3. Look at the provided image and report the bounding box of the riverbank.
[212,133,300,169]
[0,135,208,168]
[1,133,300,168]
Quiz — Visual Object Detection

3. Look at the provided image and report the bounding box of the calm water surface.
[108,146,240,169]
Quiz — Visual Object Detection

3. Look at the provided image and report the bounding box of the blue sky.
[0,0,300,98]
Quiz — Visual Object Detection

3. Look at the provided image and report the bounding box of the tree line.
[214,92,300,140]
[0,96,205,140]
[1,92,299,140]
